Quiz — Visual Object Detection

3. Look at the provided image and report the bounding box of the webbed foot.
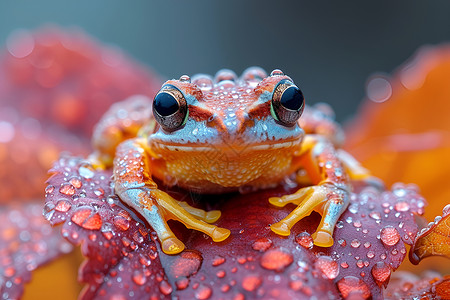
[125,188,230,255]
[269,183,350,247]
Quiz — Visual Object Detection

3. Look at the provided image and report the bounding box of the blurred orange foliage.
[345,45,450,273]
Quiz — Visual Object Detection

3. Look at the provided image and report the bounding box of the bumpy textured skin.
[91,67,370,254]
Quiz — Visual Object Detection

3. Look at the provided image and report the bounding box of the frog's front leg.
[269,135,351,247]
[114,138,230,254]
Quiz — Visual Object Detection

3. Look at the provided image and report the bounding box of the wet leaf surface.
[384,271,450,299]
[0,27,161,203]
[0,202,73,300]
[411,204,450,264]
[46,156,424,299]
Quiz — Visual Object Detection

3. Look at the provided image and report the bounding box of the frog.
[90,67,371,255]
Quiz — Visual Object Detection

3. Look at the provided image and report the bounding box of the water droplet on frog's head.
[6,29,35,58]
[192,74,213,90]
[380,226,400,246]
[214,69,237,83]
[179,75,191,83]
[270,69,284,76]
[241,66,267,82]
[366,75,392,103]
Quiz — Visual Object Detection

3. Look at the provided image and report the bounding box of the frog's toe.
[269,184,349,248]
[270,221,291,236]
[311,230,334,247]
[211,227,231,242]
[205,210,222,223]
[161,236,185,255]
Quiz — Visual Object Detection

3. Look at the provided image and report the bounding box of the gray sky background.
[1,1,450,121]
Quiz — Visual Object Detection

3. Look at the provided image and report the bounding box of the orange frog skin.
[90,67,371,255]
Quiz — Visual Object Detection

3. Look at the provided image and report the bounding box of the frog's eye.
[153,85,188,132]
[271,79,305,126]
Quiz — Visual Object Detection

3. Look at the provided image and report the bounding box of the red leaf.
[0,202,73,299]
[45,156,423,299]
[0,27,161,203]
[384,271,450,299]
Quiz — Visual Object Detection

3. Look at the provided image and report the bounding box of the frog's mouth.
[151,135,303,154]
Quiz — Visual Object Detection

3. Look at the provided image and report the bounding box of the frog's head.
[149,67,305,188]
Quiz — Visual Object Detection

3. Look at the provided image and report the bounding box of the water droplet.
[212,255,225,266]
[42,202,55,220]
[295,232,313,249]
[132,270,147,286]
[260,248,293,272]
[71,207,102,230]
[174,277,189,290]
[252,237,273,252]
[78,164,95,179]
[113,216,130,231]
[351,239,361,248]
[59,183,76,196]
[367,251,375,259]
[366,76,392,103]
[69,177,82,189]
[394,201,410,212]
[45,185,55,194]
[371,262,391,287]
[159,280,173,295]
[179,75,191,82]
[216,270,226,278]
[242,275,262,291]
[169,250,203,278]
[338,239,347,247]
[380,226,400,246]
[195,284,212,300]
[369,211,381,220]
[356,260,364,268]
[55,200,72,212]
[340,262,349,269]
[364,242,371,248]
[270,69,284,76]
[337,276,371,299]
[315,256,339,279]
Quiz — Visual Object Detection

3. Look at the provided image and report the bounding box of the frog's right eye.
[153,85,188,132]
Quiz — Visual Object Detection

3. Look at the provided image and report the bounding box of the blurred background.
[1,0,450,122]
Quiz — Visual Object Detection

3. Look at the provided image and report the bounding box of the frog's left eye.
[271,79,305,126]
[153,85,188,132]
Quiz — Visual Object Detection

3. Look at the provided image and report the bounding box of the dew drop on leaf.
[195,284,212,300]
[59,183,75,195]
[295,232,313,249]
[315,256,339,279]
[380,226,400,246]
[251,237,273,252]
[260,248,293,272]
[371,261,391,287]
[241,275,262,291]
[336,276,371,299]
